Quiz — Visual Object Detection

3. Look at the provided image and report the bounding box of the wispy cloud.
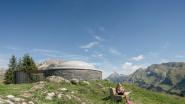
[86,26,105,35]
[82,26,105,52]
[91,53,103,58]
[33,49,60,54]
[80,41,99,49]
[131,54,144,61]
[109,48,122,55]
[94,35,104,41]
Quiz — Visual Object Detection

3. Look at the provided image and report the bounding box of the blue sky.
[1,0,185,77]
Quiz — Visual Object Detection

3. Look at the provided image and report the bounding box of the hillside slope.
[0,80,185,104]
[126,62,185,96]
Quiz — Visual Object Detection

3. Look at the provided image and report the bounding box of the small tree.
[16,58,22,71]
[22,54,37,71]
[4,55,17,84]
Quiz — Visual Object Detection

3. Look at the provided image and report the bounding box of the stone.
[57,93,63,98]
[0,101,4,103]
[20,91,33,98]
[0,97,5,103]
[60,88,68,91]
[96,83,104,88]
[71,91,75,94]
[6,95,15,99]
[64,79,71,84]
[45,96,53,100]
[46,76,65,83]
[65,95,72,100]
[80,81,90,85]
[47,92,55,97]
[45,92,55,100]
[28,101,34,104]
[13,97,22,102]
[30,81,46,91]
[4,100,14,104]
[81,102,86,104]
[70,78,79,85]
[71,95,81,102]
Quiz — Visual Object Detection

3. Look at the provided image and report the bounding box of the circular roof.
[57,61,96,69]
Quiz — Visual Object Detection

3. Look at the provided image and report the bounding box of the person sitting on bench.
[116,83,132,104]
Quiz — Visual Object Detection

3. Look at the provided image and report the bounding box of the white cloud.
[122,62,145,75]
[132,55,144,61]
[80,41,99,49]
[109,48,122,55]
[94,35,104,41]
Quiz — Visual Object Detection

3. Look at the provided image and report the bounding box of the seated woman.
[116,83,133,104]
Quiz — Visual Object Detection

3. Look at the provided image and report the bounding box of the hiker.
[116,83,132,104]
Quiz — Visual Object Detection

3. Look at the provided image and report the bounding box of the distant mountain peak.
[106,71,127,83]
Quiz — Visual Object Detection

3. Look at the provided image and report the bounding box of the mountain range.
[107,62,185,96]
[106,71,127,83]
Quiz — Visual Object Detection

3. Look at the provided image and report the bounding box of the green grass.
[0,80,185,104]
[0,83,32,96]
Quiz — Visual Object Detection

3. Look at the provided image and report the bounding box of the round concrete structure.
[44,61,102,80]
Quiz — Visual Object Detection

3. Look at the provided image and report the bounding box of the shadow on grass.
[102,96,111,101]
[103,96,125,104]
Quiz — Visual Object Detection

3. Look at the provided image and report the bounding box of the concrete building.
[14,60,102,84]
[44,61,102,80]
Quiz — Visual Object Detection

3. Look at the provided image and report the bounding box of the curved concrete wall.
[44,68,102,80]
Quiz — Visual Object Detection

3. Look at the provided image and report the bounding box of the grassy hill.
[0,80,185,104]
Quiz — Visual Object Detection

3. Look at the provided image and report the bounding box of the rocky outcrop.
[0,95,34,104]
